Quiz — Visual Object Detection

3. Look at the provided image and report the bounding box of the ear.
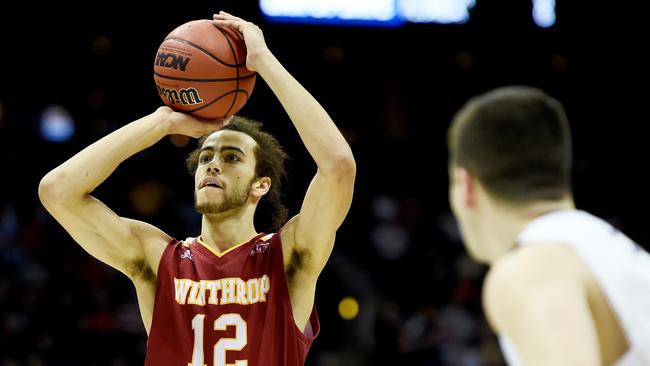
[251,177,271,199]
[455,167,477,208]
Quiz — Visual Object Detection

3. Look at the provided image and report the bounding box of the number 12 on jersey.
[190,313,248,366]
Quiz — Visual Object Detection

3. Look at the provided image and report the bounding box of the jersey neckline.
[195,232,267,259]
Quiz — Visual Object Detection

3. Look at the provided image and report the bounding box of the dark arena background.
[0,1,647,365]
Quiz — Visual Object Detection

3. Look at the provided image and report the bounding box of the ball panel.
[237,71,256,94]
[186,90,239,119]
[154,39,237,80]
[215,26,247,67]
[166,20,241,66]
[228,91,251,119]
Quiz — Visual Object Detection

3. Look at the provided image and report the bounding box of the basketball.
[153,20,256,119]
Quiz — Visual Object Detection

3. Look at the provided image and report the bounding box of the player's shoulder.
[483,242,590,329]
[485,243,587,303]
[508,240,576,263]
[279,216,298,246]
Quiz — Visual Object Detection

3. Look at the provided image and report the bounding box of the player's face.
[449,166,487,262]
[194,130,259,214]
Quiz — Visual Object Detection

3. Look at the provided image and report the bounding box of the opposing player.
[447,86,650,365]
[39,11,355,365]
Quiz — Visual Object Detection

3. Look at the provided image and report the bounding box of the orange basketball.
[153,20,256,119]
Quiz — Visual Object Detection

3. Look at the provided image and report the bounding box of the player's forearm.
[253,50,355,174]
[39,111,171,202]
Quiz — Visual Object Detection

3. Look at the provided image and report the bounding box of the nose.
[206,156,221,174]
[207,164,221,174]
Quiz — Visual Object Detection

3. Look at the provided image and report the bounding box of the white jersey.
[500,209,650,366]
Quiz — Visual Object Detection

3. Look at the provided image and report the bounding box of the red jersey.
[144,232,319,366]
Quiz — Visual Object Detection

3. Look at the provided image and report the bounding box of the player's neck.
[200,208,258,254]
[487,196,575,264]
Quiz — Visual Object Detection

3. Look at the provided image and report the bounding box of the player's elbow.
[323,150,356,178]
[38,174,59,208]
[334,154,356,177]
[38,171,73,208]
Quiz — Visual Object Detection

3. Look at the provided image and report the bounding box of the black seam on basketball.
[236,89,250,98]
[216,25,241,116]
[153,71,256,82]
[187,89,251,117]
[163,37,244,68]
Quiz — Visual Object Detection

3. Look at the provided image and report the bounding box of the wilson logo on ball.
[155,52,191,71]
[157,85,203,105]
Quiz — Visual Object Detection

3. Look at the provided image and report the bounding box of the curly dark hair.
[186,116,289,232]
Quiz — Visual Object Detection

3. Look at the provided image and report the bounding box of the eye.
[199,153,212,164]
[224,154,240,163]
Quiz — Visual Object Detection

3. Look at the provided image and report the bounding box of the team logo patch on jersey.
[250,233,275,256]
[250,242,269,256]
[180,249,194,261]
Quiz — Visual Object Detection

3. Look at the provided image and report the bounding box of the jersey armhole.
[271,232,321,341]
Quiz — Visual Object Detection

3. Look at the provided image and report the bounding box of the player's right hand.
[155,106,231,138]
[212,11,269,72]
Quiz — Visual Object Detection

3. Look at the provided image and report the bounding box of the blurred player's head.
[187,116,289,232]
[447,86,573,262]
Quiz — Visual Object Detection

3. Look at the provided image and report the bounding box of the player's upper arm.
[39,180,171,280]
[483,244,601,366]
[282,154,355,276]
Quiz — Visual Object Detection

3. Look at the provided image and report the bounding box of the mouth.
[201,184,221,190]
[199,177,223,190]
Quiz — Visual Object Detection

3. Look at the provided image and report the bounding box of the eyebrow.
[200,145,247,156]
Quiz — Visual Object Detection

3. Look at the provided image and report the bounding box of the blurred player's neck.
[200,205,259,254]
[485,194,575,264]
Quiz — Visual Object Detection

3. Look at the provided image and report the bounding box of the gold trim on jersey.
[259,233,274,242]
[196,235,258,258]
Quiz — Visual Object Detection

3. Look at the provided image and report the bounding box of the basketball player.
[38,11,355,365]
[447,86,650,365]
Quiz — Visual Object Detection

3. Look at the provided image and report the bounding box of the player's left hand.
[155,106,231,138]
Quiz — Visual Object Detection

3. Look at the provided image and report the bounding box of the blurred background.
[0,1,648,365]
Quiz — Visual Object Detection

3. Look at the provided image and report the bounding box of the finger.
[212,17,241,25]
[213,12,234,20]
[221,116,234,126]
[218,10,245,21]
[213,15,245,24]
[212,11,245,22]
[212,19,244,33]
[203,116,232,129]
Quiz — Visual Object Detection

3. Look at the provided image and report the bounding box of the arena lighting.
[338,296,360,320]
[40,105,75,143]
[533,0,556,27]
[398,0,474,24]
[261,0,402,27]
[260,0,555,27]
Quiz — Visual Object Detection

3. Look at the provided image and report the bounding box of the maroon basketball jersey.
[144,232,319,366]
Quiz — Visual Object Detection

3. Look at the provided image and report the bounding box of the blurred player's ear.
[456,167,477,209]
